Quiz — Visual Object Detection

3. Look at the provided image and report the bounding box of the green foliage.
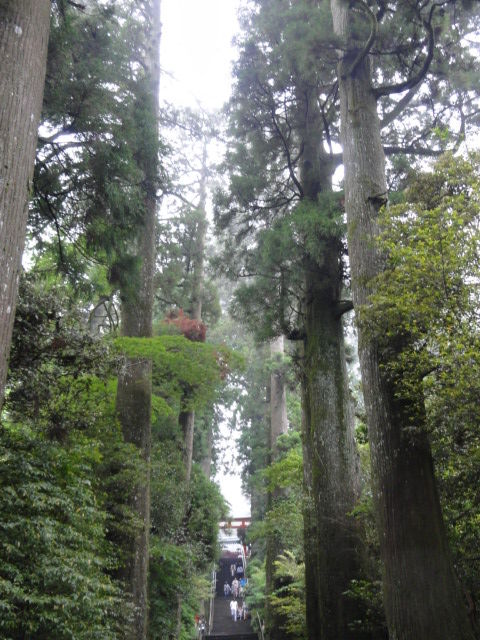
[233,342,269,516]
[342,579,386,637]
[32,0,166,301]
[0,423,127,639]
[149,541,191,639]
[228,189,345,342]
[366,152,480,411]
[366,152,480,602]
[214,0,347,341]
[265,438,302,493]
[187,465,228,566]
[269,552,306,640]
[245,558,266,625]
[244,416,305,637]
[7,274,117,436]
[3,274,143,636]
[263,438,305,636]
[115,335,234,413]
[155,207,221,327]
[149,454,227,639]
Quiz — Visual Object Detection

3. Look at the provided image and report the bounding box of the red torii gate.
[219,517,252,562]
[220,516,251,530]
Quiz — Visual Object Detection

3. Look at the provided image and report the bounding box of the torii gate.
[220,516,251,530]
[219,517,251,562]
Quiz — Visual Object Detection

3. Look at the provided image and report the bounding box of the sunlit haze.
[160,0,250,516]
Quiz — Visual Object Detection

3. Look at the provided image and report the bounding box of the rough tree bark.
[115,2,161,638]
[191,140,208,324]
[179,410,195,485]
[0,0,50,409]
[296,83,364,640]
[180,141,208,484]
[330,2,475,638]
[265,335,290,640]
[200,425,213,478]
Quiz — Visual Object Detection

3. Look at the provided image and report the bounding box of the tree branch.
[384,145,443,156]
[282,327,306,341]
[256,76,304,197]
[67,1,86,8]
[380,86,419,128]
[342,1,378,79]
[270,102,304,198]
[335,299,354,317]
[374,10,435,98]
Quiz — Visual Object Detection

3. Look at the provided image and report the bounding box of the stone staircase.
[206,597,257,640]
[207,635,257,640]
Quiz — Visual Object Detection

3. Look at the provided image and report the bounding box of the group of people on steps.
[224,561,248,622]
[229,597,247,622]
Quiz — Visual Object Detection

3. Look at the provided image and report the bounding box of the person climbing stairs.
[205,595,257,640]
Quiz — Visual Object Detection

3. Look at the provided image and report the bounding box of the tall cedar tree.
[115,1,161,638]
[156,112,220,478]
[178,143,208,486]
[330,1,477,638]
[33,1,147,302]
[0,0,50,408]
[215,3,364,638]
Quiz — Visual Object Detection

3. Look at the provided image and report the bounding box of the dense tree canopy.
[0,1,480,639]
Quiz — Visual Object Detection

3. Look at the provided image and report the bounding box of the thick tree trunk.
[179,409,195,485]
[301,256,363,640]
[115,2,161,638]
[330,2,475,638]
[295,82,363,640]
[200,419,213,478]
[269,336,288,453]
[191,141,208,323]
[0,0,50,408]
[182,141,208,483]
[265,336,290,640]
[116,353,152,639]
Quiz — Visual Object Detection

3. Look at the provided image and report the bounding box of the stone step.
[210,596,255,637]
[206,634,257,640]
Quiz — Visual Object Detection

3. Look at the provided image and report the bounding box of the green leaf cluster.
[115,335,234,414]
[0,423,128,639]
[269,552,306,640]
[32,0,165,301]
[365,152,480,600]
[149,449,227,639]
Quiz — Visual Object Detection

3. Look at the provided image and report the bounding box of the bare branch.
[66,1,86,11]
[384,145,443,156]
[380,86,419,128]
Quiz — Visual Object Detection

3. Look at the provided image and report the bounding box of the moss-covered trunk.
[0,0,50,408]
[265,336,290,640]
[295,77,364,638]
[301,254,363,640]
[115,2,161,638]
[179,409,195,485]
[116,353,152,638]
[330,1,475,638]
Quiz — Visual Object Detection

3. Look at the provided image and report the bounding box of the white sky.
[160,0,251,516]
[216,422,251,517]
[160,0,241,110]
